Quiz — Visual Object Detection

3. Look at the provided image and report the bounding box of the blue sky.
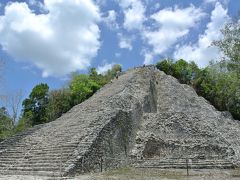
[0,0,239,106]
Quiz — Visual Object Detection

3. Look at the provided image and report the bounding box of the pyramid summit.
[0,66,239,177]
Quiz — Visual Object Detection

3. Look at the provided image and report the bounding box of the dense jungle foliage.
[156,21,240,120]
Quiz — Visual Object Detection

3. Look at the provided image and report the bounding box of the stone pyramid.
[0,66,239,177]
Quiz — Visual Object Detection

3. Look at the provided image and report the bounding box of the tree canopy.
[70,74,101,105]
[22,83,49,125]
[13,64,122,135]
[213,21,240,74]
[156,59,240,120]
[0,107,13,140]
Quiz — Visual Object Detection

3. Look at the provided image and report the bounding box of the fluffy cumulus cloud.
[174,2,229,67]
[105,10,117,22]
[103,10,119,30]
[118,0,146,31]
[143,5,205,56]
[0,0,101,77]
[143,52,154,65]
[118,33,133,50]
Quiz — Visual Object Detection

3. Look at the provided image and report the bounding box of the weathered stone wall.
[66,67,159,175]
[70,109,140,175]
[131,69,240,166]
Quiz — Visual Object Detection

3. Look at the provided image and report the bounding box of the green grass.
[102,167,189,179]
[78,167,240,180]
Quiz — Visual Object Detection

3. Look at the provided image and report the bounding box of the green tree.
[156,59,174,75]
[22,83,49,125]
[0,107,13,140]
[213,21,240,74]
[112,64,122,73]
[156,59,240,119]
[192,63,240,119]
[193,67,216,103]
[14,64,124,133]
[70,74,101,105]
[105,64,122,81]
[156,59,200,84]
[15,111,33,133]
[89,68,108,86]
[172,59,190,83]
[46,89,72,122]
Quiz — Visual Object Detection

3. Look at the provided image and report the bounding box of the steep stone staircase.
[0,123,93,177]
[133,158,235,169]
[0,67,156,177]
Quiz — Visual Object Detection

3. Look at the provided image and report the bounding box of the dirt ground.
[1,168,240,180]
[75,167,240,180]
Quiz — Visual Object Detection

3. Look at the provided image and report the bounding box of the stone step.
[0,157,71,164]
[26,156,72,161]
[0,152,73,158]
[136,159,232,163]
[0,145,79,153]
[0,164,69,170]
[0,143,91,156]
[0,155,73,161]
[0,159,68,164]
[3,166,64,172]
[0,170,62,177]
[134,158,235,169]
[1,136,92,144]
[135,164,235,169]
[1,150,73,156]
[0,162,70,168]
[8,142,79,147]
[135,162,233,166]
[3,155,71,160]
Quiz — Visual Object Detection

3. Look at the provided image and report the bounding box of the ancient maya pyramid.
[0,66,240,177]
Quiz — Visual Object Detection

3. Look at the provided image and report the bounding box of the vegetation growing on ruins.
[0,64,122,138]
[156,21,240,120]
[0,107,14,140]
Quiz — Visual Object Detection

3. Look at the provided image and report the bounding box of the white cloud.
[118,33,133,50]
[143,52,154,65]
[119,39,133,50]
[143,5,205,55]
[0,0,101,77]
[103,10,119,30]
[174,2,229,67]
[97,63,115,74]
[204,0,218,3]
[141,5,204,64]
[106,10,117,22]
[204,0,229,5]
[118,0,146,31]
